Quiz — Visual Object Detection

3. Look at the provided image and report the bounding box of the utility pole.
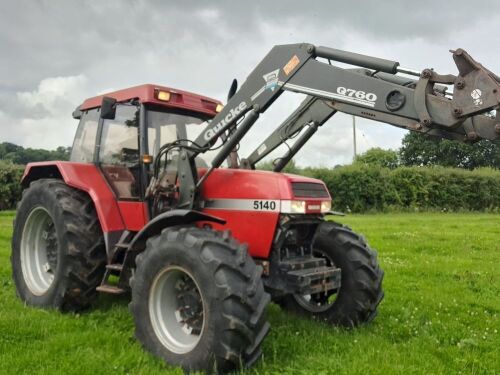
[352,115,357,160]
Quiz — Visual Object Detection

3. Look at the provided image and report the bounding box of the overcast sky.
[2,0,500,167]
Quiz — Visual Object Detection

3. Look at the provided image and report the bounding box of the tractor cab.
[70,84,222,201]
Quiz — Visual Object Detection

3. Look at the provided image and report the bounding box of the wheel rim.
[293,249,339,313]
[20,207,58,295]
[149,265,205,354]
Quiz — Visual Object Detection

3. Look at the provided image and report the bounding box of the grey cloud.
[4,0,498,89]
[1,0,500,164]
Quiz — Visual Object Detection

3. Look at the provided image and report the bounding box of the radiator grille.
[291,182,329,198]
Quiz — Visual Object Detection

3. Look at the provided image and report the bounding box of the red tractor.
[12,44,500,373]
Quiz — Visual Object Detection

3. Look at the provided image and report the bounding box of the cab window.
[99,105,140,199]
[70,109,98,163]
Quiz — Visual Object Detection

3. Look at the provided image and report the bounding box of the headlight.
[281,200,306,214]
[281,200,331,214]
[321,200,332,213]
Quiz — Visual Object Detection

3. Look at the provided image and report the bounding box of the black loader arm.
[177,43,500,207]
[243,47,500,170]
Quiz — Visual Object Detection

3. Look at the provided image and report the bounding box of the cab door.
[97,105,148,230]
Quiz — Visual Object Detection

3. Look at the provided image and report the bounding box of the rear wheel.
[278,221,384,327]
[130,227,270,373]
[11,179,106,311]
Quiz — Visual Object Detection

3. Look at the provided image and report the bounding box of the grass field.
[0,211,499,374]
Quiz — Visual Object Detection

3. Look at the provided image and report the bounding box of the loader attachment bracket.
[450,48,500,118]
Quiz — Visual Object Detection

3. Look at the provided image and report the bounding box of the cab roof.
[79,84,222,117]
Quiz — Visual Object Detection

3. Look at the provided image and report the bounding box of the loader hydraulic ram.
[12,43,500,374]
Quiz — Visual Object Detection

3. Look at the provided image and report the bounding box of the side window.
[99,105,140,199]
[70,109,98,162]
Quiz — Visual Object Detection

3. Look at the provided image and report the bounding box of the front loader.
[11,43,500,373]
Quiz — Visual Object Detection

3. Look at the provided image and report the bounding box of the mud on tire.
[278,221,384,327]
[11,179,106,311]
[129,226,270,373]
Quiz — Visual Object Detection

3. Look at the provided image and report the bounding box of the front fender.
[129,209,226,250]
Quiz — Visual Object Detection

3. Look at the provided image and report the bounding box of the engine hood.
[199,168,330,201]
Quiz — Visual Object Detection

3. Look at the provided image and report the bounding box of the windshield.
[147,108,223,166]
[147,109,206,155]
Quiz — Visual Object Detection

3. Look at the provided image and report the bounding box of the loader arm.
[172,43,500,208]
[244,64,500,170]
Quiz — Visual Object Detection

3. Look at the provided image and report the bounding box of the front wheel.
[130,227,270,373]
[278,221,384,327]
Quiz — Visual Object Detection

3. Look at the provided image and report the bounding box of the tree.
[256,159,301,174]
[399,132,500,169]
[0,142,71,165]
[52,146,72,160]
[0,142,22,158]
[354,148,399,169]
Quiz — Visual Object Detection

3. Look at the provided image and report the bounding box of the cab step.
[96,285,127,295]
[114,242,130,249]
[105,263,123,272]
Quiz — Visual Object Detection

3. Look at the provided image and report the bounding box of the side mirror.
[100,96,117,119]
[227,79,238,101]
[72,106,82,120]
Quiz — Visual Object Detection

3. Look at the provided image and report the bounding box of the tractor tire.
[130,227,270,374]
[11,179,106,311]
[278,221,384,327]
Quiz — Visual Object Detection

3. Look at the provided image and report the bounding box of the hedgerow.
[1,162,499,212]
[0,162,24,210]
[301,165,500,212]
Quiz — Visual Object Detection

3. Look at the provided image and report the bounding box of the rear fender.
[22,162,126,233]
[128,209,226,250]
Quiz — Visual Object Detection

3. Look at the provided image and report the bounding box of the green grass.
[0,211,499,374]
